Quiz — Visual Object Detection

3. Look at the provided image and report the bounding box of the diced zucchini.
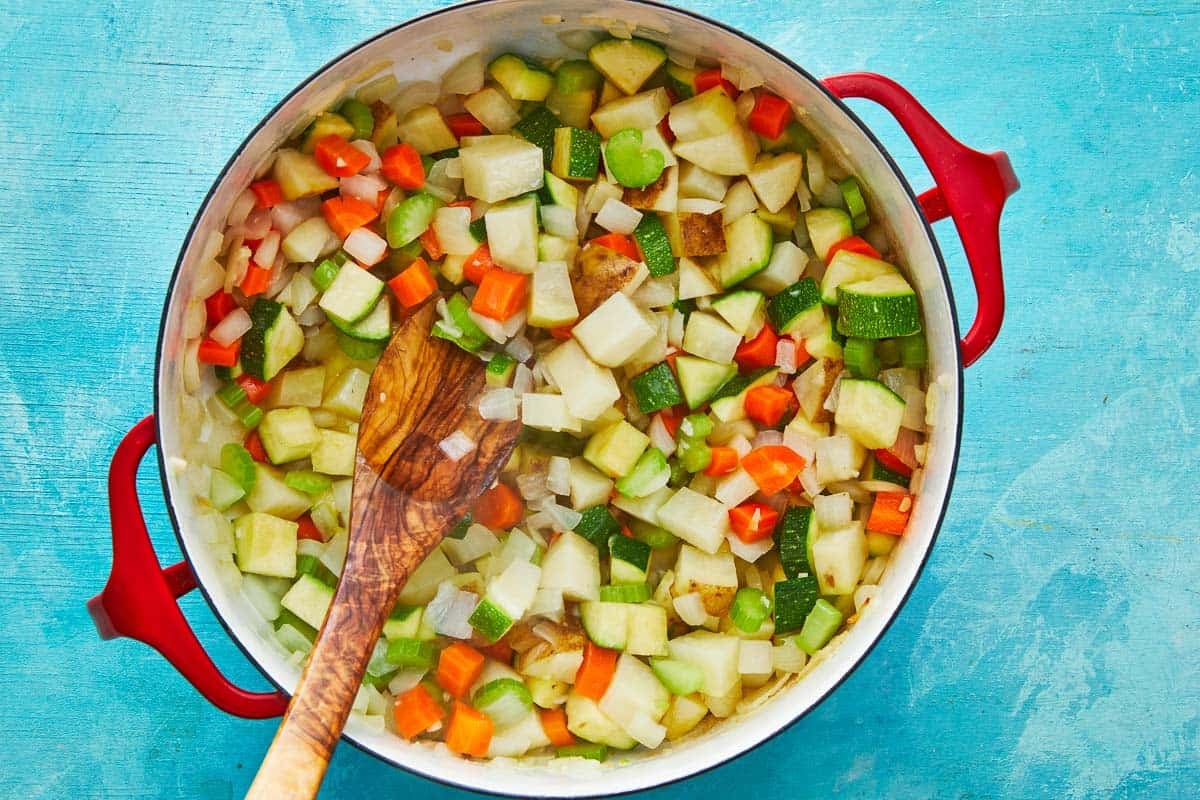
[804,207,854,261]
[551,126,602,181]
[330,291,391,342]
[489,53,554,101]
[629,362,683,414]
[234,512,298,578]
[584,419,651,478]
[615,447,670,499]
[573,505,622,549]
[836,273,922,339]
[242,299,304,381]
[258,407,320,465]
[746,241,807,295]
[772,575,820,633]
[775,505,818,579]
[588,38,668,95]
[209,469,246,511]
[382,604,424,641]
[710,290,765,337]
[322,366,370,419]
[319,265,385,327]
[839,176,870,229]
[608,536,651,585]
[820,251,898,304]
[834,378,906,449]
[581,601,629,649]
[767,277,825,335]
[632,213,674,277]
[540,170,581,209]
[711,212,773,289]
[280,573,334,629]
[514,105,563,167]
[673,355,737,409]
[310,429,356,477]
[271,366,326,408]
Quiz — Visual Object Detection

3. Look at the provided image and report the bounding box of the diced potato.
[460,136,545,203]
[311,429,356,476]
[272,149,339,200]
[323,367,371,419]
[591,87,671,138]
[571,292,657,367]
[568,457,614,510]
[396,104,458,154]
[668,88,738,142]
[672,545,739,616]
[746,153,804,213]
[673,124,760,176]
[542,339,621,421]
[234,512,298,578]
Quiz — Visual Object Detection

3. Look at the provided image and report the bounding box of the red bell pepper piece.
[204,291,238,326]
[248,179,284,209]
[244,430,268,463]
[735,325,779,371]
[746,92,794,140]
[728,502,780,543]
[197,337,241,367]
[235,375,272,404]
[826,235,881,262]
[296,515,323,542]
[445,112,486,138]
[694,68,739,98]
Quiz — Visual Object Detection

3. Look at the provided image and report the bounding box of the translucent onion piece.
[813,492,853,529]
[226,189,256,228]
[775,339,797,374]
[439,430,476,461]
[505,335,533,363]
[726,533,774,563]
[209,307,252,347]
[343,228,388,266]
[772,642,808,673]
[340,172,388,203]
[182,298,206,340]
[512,363,534,396]
[854,584,879,614]
[677,198,724,215]
[441,52,485,95]
[594,197,643,235]
[425,582,478,639]
[541,204,578,238]
[648,413,676,458]
[752,429,783,449]
[478,388,519,422]
[673,592,709,626]
[546,456,571,496]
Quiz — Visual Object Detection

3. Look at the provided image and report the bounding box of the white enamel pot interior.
[154,0,963,795]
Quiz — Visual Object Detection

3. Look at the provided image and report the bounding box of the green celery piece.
[677,438,711,473]
[730,587,773,633]
[311,259,341,292]
[386,192,441,248]
[285,469,333,495]
[337,98,375,140]
[220,442,257,490]
[605,128,665,189]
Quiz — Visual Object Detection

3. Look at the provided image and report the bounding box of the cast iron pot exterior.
[89,1,1017,796]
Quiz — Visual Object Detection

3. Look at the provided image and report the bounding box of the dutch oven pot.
[88,0,1018,795]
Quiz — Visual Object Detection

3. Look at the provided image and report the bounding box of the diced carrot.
[472,482,524,530]
[248,179,284,209]
[321,195,378,240]
[389,257,438,309]
[244,430,268,463]
[549,325,574,340]
[693,68,739,98]
[728,502,779,543]
[296,515,323,542]
[478,638,513,665]
[575,641,619,701]
[741,445,807,495]
[538,707,575,747]
[240,263,273,297]
[445,701,494,757]
[744,385,796,427]
[867,492,912,535]
[204,290,238,326]
[746,92,794,140]
[446,112,486,138]
[314,134,371,178]
[873,448,914,478]
[471,269,528,321]
[394,684,446,740]
[436,642,486,699]
[235,375,271,404]
[734,325,779,371]
[587,233,641,262]
[197,337,241,367]
[381,143,425,189]
[826,235,881,263]
[419,225,444,260]
[703,446,740,477]
[463,243,497,284]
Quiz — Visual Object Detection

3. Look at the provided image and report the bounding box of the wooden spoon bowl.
[246,302,521,799]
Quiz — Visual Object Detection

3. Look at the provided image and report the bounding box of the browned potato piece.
[572,244,645,316]
[795,357,844,423]
[623,170,671,210]
[514,622,587,683]
[664,211,726,257]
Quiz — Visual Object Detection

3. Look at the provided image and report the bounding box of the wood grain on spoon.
[246,302,522,800]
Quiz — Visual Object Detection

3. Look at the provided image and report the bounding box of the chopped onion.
[547,456,571,496]
[192,257,226,300]
[858,479,909,494]
[543,501,582,531]
[182,338,201,394]
[478,388,519,422]
[677,197,724,215]
[772,642,808,673]
[343,227,388,266]
[501,309,527,339]
[468,309,510,344]
[423,181,458,203]
[910,467,925,496]
[199,229,224,264]
[617,710,667,750]
[340,172,387,203]
[252,230,280,267]
[728,434,753,459]
[505,334,533,363]
[387,668,428,695]
[726,532,774,563]
[240,207,272,240]
[736,65,765,91]
[854,584,879,614]
[425,582,478,639]
[438,430,476,461]
[595,197,643,235]
[529,587,565,620]
[557,28,605,52]
[183,298,206,339]
[648,413,677,458]
[209,307,252,347]
[517,472,551,502]
[443,157,463,179]
[813,492,853,529]
[735,89,756,121]
[512,363,534,396]
[889,427,920,469]
[541,204,578,238]
[441,52,485,95]
[226,189,256,228]
[667,46,696,68]
[862,557,888,587]
[775,339,797,374]
[297,305,324,328]
[752,429,783,449]
[720,62,742,88]
[442,524,500,566]
[270,198,319,235]
[901,386,926,430]
[673,592,709,626]
[347,139,382,172]
[715,469,758,506]
[798,465,823,497]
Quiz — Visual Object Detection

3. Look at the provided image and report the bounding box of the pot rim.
[152,0,964,794]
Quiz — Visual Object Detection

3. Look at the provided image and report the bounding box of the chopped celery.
[730,587,773,633]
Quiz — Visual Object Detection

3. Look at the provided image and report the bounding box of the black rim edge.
[148,0,967,796]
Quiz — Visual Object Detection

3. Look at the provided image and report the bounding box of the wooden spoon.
[246,302,522,799]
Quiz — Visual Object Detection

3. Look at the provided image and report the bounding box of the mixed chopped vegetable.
[185,35,931,760]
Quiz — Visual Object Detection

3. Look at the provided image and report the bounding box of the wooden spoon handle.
[245,567,400,800]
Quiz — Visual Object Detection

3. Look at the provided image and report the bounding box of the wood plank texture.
[1,0,1197,797]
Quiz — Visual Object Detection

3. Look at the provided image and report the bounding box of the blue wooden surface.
[2,0,1197,796]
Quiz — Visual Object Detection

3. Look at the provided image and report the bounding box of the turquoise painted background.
[1,0,1197,797]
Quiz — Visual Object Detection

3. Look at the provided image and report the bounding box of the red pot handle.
[823,72,1019,367]
[87,415,288,719]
